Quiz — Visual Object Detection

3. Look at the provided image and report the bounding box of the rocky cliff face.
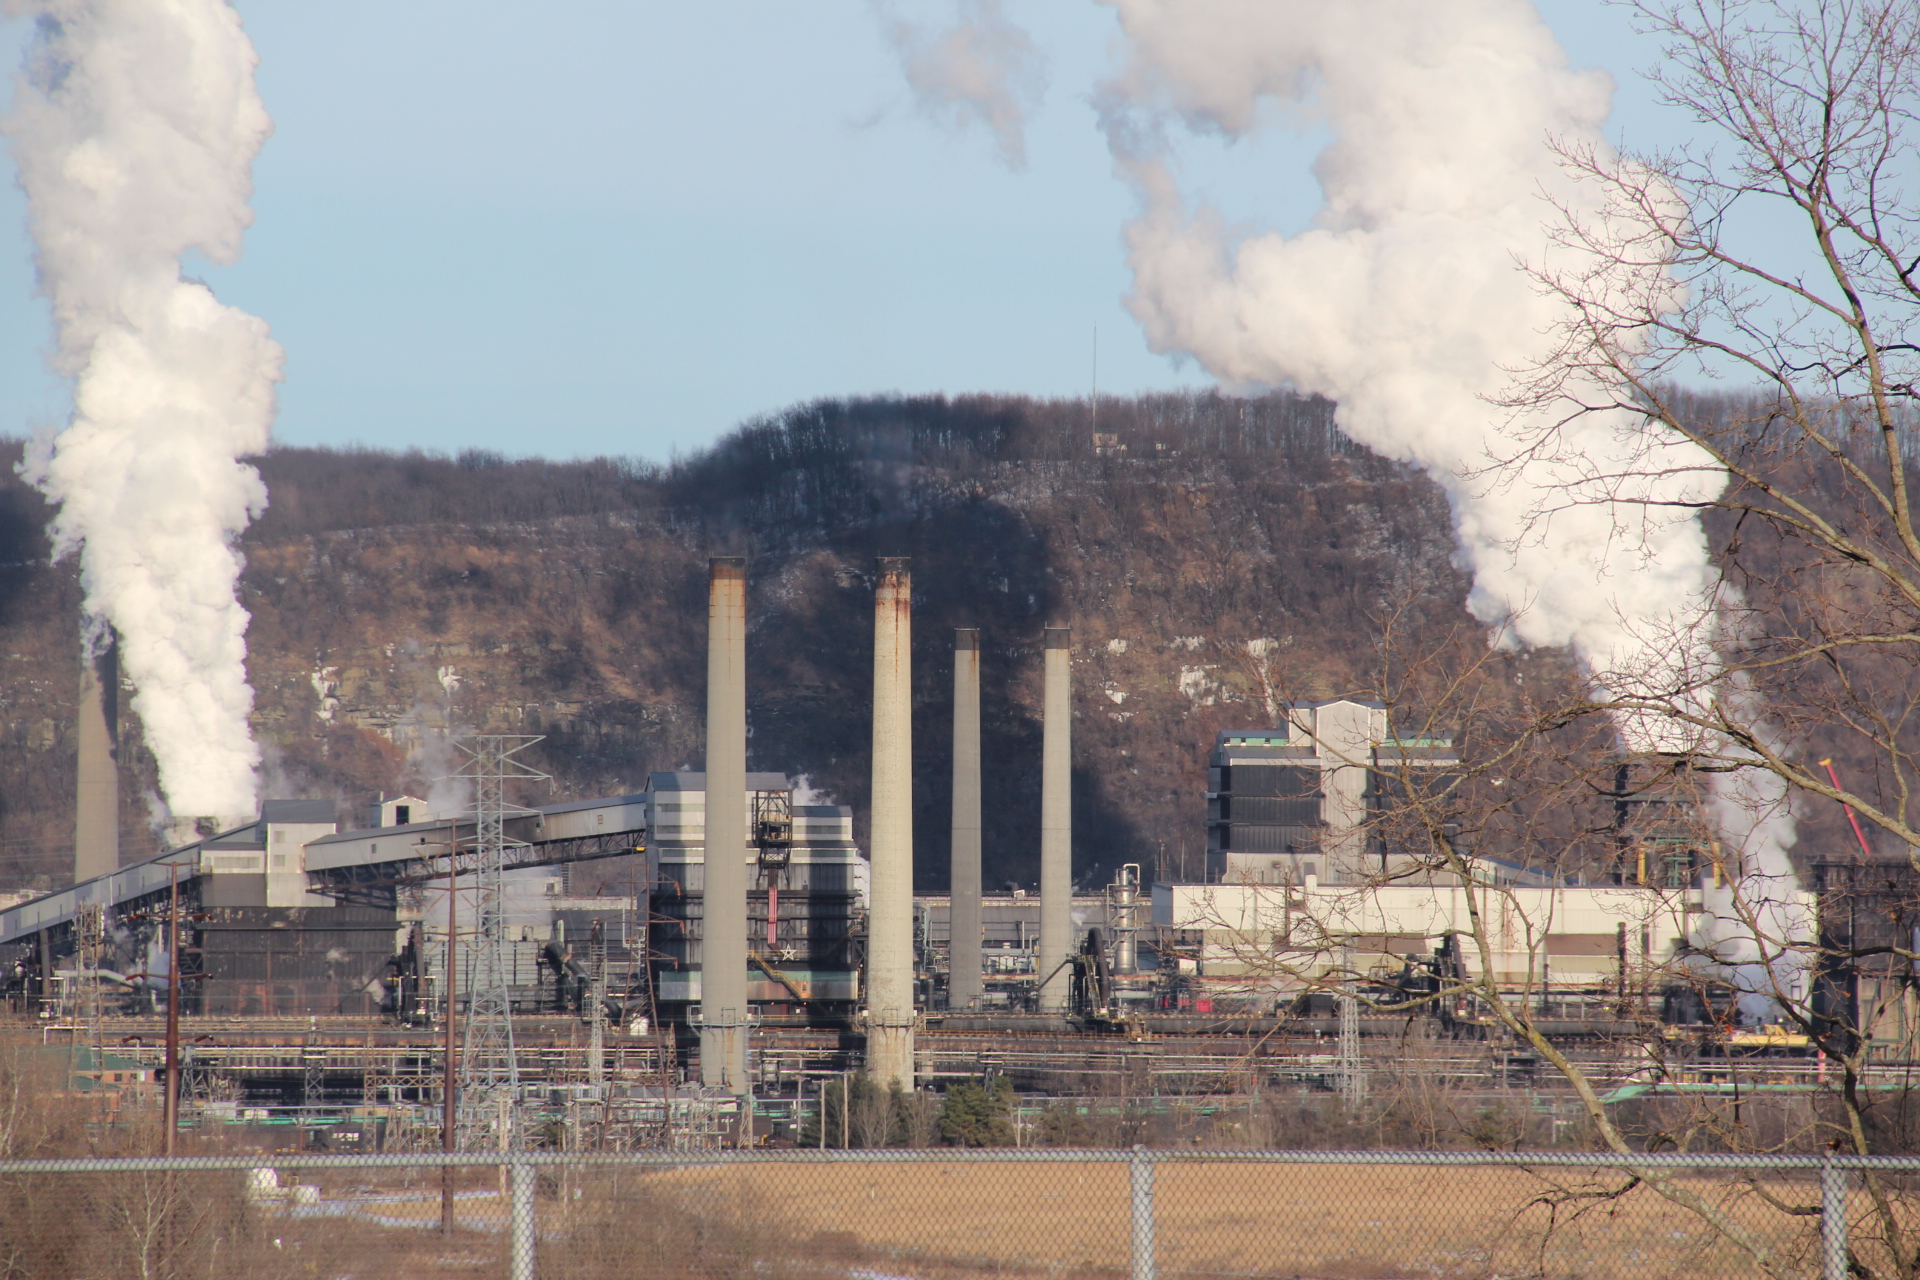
[0,391,1491,894]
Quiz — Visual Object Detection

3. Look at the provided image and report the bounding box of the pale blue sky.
[0,2,1692,463]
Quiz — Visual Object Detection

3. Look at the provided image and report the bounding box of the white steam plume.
[877,0,1047,169]
[6,0,280,824]
[1098,0,1803,1008]
[1098,0,1723,705]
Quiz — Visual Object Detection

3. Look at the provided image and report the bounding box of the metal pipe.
[1130,1145,1157,1280]
[10,1148,1920,1174]
[1037,627,1072,1013]
[1111,864,1139,975]
[949,628,983,1010]
[701,557,750,1094]
[1822,1159,1848,1280]
[510,1160,536,1280]
[74,634,119,884]
[35,929,50,1016]
[865,557,916,1087]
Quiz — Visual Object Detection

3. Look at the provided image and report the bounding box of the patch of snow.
[1178,666,1221,706]
[309,667,340,723]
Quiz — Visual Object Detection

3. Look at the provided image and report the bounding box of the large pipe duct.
[1037,626,1072,1013]
[700,557,750,1093]
[74,634,119,884]
[865,557,915,1087]
[948,628,983,1010]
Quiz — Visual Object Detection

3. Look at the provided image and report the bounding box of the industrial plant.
[0,556,1908,1151]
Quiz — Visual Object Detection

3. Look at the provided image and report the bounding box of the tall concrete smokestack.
[1037,626,1072,1013]
[948,628,983,1010]
[700,557,749,1094]
[866,558,916,1087]
[74,635,119,884]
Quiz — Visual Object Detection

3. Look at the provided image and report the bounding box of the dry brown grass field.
[0,1158,1864,1279]
[533,1159,1823,1280]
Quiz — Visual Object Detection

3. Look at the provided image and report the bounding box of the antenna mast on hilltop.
[454,734,548,1151]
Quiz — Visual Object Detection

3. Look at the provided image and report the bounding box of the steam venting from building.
[1094,0,1802,1003]
[7,0,282,825]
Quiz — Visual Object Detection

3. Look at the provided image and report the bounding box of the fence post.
[1130,1145,1156,1280]
[510,1158,536,1280]
[1821,1158,1847,1280]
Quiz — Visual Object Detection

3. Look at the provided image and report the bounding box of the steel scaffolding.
[454,734,548,1151]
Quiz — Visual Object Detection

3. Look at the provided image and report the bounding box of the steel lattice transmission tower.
[1337,944,1367,1110]
[454,734,548,1151]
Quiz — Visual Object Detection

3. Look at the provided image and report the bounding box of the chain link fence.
[0,1147,1907,1280]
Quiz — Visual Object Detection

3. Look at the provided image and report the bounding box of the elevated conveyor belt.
[0,793,650,946]
[301,794,648,905]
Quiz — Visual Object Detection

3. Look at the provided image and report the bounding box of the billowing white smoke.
[1096,0,1806,1012]
[1099,0,1722,685]
[877,0,1048,169]
[6,0,280,825]
[1697,642,1810,1018]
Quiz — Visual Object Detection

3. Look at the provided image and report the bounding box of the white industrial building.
[1185,705,1819,1015]
[1159,857,1817,1014]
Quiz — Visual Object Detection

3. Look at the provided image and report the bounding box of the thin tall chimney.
[700,557,750,1094]
[1036,626,1072,1013]
[74,633,119,883]
[948,628,983,1010]
[865,557,915,1087]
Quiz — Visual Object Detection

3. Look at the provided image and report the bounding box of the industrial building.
[1151,877,1818,1019]
[917,869,1152,1012]
[646,770,865,1010]
[0,777,869,1029]
[1807,855,1920,1052]
[1206,701,1459,886]
[9,571,1913,1150]
[1183,723,1837,1027]
[0,792,652,1020]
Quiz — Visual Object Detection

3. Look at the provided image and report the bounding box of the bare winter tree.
[1182,620,1832,1273]
[1493,6,1920,1268]
[1508,0,1920,844]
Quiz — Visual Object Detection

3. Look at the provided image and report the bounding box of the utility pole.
[441,855,457,1236]
[164,861,180,1156]
[588,918,606,1095]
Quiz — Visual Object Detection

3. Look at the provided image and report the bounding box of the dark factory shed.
[192,906,400,1018]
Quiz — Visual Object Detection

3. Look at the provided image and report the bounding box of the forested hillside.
[0,391,1500,893]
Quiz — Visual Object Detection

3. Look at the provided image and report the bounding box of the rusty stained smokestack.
[1036,626,1072,1013]
[948,628,983,1010]
[700,557,750,1093]
[865,557,915,1087]
[74,632,119,884]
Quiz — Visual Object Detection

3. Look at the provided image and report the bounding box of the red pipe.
[1819,757,1876,861]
